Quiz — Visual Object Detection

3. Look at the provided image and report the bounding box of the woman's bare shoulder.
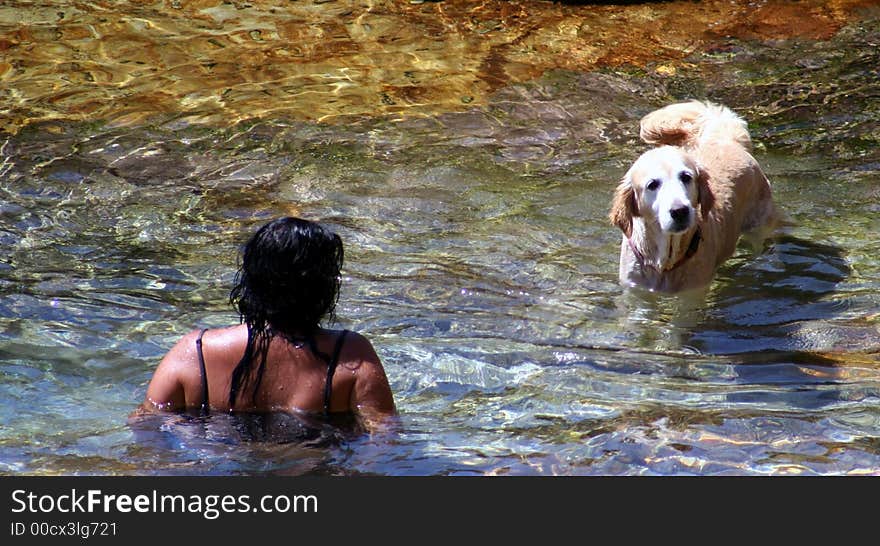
[162,328,205,368]
[137,325,244,412]
[134,328,204,414]
[199,324,248,350]
[338,330,382,365]
[337,330,396,417]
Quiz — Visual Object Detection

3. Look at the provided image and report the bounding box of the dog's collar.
[669,228,702,271]
[627,228,702,273]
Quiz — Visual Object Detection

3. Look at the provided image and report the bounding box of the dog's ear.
[696,164,715,220]
[609,176,638,237]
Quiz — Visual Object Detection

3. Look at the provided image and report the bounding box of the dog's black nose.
[670,206,690,223]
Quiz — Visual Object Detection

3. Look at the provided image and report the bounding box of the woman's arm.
[345,332,397,430]
[131,330,202,416]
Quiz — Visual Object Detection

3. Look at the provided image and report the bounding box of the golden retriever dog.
[609,100,777,292]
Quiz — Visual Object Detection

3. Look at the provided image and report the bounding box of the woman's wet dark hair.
[227,217,343,407]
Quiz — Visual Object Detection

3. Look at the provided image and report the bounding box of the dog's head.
[609,146,713,237]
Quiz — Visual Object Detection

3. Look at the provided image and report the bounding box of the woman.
[135,217,396,432]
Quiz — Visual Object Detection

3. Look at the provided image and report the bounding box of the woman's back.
[199,325,360,414]
[141,324,395,427]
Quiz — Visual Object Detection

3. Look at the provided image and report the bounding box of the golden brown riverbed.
[1,0,876,133]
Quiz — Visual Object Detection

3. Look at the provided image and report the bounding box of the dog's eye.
[646,179,661,191]
[679,171,693,184]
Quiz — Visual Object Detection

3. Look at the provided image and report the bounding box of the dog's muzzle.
[669,205,692,232]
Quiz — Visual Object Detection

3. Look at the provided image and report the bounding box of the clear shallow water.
[1,2,879,475]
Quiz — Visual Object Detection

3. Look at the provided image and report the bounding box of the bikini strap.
[195,328,210,415]
[322,330,349,416]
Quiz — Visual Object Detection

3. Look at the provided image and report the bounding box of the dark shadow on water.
[718,232,851,304]
[588,232,866,411]
[614,231,855,353]
[608,232,854,355]
[693,232,853,354]
[127,411,365,475]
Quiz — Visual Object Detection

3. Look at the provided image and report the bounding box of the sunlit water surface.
[1,2,879,475]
